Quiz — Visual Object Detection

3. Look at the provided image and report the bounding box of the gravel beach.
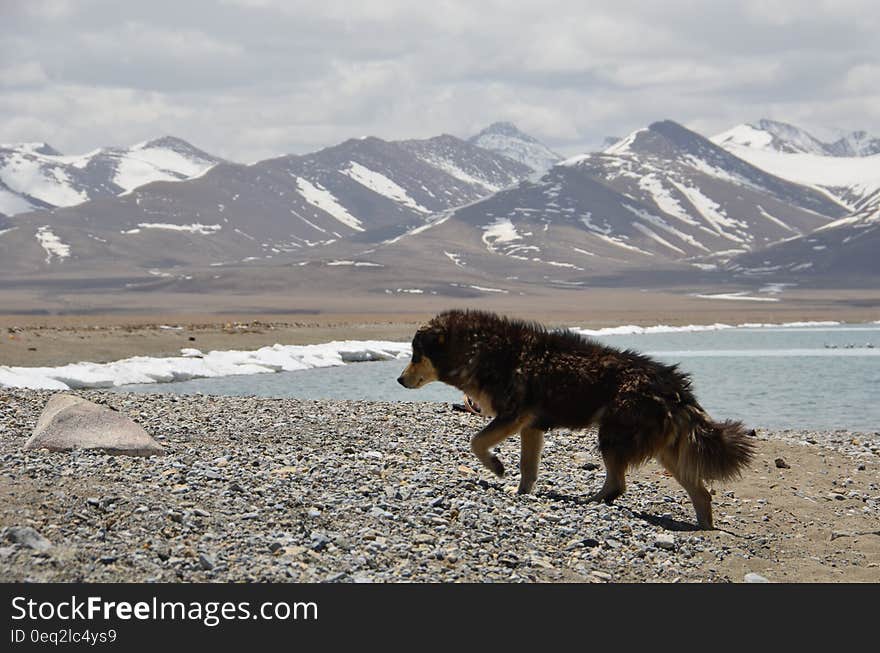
[1,390,878,583]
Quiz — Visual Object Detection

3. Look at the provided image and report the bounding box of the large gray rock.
[24,394,164,456]
[3,526,52,552]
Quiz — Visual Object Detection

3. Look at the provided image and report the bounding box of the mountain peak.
[474,121,532,140]
[137,135,197,151]
[605,120,706,157]
[468,122,562,171]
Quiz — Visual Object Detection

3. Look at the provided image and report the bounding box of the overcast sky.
[1,0,878,162]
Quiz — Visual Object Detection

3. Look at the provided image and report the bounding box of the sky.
[1,0,878,162]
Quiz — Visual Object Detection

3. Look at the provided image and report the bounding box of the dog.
[397,309,754,529]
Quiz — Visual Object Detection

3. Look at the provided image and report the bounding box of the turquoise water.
[114,324,880,432]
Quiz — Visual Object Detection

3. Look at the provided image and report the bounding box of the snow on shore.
[0,341,411,390]
[571,320,842,337]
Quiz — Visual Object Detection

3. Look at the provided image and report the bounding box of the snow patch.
[342,162,429,213]
[294,176,364,231]
[443,251,465,267]
[694,292,780,302]
[325,260,382,267]
[35,226,70,263]
[132,223,222,234]
[482,217,522,252]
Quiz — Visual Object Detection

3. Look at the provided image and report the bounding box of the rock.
[4,526,52,552]
[24,394,163,457]
[654,533,675,550]
[744,572,769,583]
[352,573,374,583]
[774,458,790,469]
[198,553,215,570]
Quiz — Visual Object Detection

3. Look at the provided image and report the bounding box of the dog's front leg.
[517,427,545,494]
[470,415,527,478]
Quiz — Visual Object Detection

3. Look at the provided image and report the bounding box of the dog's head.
[397,323,446,389]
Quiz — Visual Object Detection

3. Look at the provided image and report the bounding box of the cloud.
[0,0,877,160]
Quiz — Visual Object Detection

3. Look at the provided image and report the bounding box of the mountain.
[712,119,880,157]
[712,119,829,155]
[291,120,852,296]
[0,133,533,280]
[468,122,562,172]
[543,120,844,258]
[398,134,532,193]
[712,120,880,213]
[0,137,223,216]
[0,118,871,310]
[727,203,880,284]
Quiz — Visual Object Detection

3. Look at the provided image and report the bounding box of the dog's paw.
[488,455,505,478]
[586,490,606,504]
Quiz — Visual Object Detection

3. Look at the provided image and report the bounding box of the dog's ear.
[417,326,446,352]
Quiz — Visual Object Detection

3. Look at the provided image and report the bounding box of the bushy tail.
[677,408,755,481]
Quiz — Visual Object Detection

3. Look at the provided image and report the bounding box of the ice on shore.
[571,320,843,337]
[0,341,411,391]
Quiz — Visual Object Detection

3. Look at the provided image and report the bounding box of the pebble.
[1,389,878,583]
[744,572,770,583]
[654,533,676,550]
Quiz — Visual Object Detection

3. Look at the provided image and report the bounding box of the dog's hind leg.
[657,447,713,529]
[587,448,628,504]
[517,427,545,494]
[470,415,529,478]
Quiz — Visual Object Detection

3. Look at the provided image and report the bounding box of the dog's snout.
[397,375,406,387]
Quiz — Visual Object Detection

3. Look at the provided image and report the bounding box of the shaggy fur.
[398,309,754,529]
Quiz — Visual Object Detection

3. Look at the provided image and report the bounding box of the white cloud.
[0,62,49,87]
[0,0,877,160]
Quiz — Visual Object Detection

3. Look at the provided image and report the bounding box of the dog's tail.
[673,405,755,481]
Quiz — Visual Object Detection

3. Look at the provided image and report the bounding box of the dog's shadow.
[462,483,740,535]
[536,489,701,532]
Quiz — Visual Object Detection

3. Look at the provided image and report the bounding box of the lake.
[114,323,880,432]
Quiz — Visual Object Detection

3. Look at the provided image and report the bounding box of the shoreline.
[1,390,878,583]
[2,287,879,368]
[2,319,877,390]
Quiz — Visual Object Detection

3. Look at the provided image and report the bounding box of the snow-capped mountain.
[728,202,880,282]
[712,119,880,157]
[495,120,844,262]
[713,119,829,155]
[2,118,875,307]
[712,120,880,214]
[0,137,222,216]
[468,122,562,172]
[295,120,851,296]
[0,133,534,278]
